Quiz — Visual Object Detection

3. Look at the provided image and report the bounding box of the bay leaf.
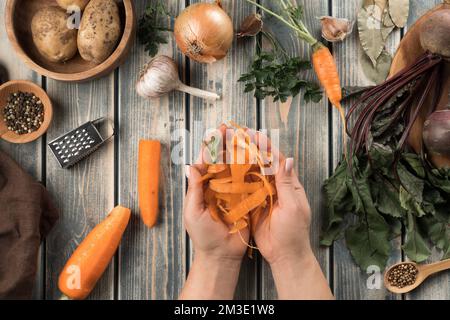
[357,4,386,66]
[360,49,392,84]
[388,0,409,28]
[381,3,395,40]
[363,0,388,11]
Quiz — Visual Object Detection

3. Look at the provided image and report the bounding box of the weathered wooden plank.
[44,77,115,299]
[188,0,258,299]
[259,0,331,299]
[405,0,449,301]
[0,4,44,299]
[332,0,402,300]
[117,0,186,300]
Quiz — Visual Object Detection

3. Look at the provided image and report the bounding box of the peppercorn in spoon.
[384,259,450,294]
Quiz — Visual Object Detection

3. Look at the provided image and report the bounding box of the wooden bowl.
[389,3,450,168]
[5,0,136,82]
[0,80,53,143]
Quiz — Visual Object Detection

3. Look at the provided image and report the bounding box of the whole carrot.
[245,0,347,151]
[138,140,161,228]
[58,205,131,300]
[311,42,342,108]
[311,42,347,151]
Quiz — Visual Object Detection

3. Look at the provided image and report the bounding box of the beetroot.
[423,109,450,156]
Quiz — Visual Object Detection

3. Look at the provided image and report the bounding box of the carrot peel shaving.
[201,124,277,254]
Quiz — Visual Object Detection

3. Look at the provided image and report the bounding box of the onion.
[423,109,450,156]
[174,0,234,63]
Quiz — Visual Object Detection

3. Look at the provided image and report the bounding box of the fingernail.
[285,158,294,174]
[185,165,191,179]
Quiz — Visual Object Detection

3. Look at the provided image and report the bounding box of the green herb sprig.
[239,31,322,103]
[138,2,172,57]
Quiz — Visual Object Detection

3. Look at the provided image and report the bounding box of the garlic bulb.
[237,13,263,38]
[318,16,354,42]
[136,55,220,101]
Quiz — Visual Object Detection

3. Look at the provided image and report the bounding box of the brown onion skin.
[174,2,234,63]
[423,110,450,156]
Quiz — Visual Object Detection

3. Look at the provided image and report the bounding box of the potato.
[77,0,121,64]
[56,0,90,10]
[31,7,78,63]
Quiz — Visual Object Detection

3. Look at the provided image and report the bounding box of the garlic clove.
[237,13,263,38]
[318,16,354,42]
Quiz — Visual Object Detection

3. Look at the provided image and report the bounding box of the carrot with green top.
[245,0,347,152]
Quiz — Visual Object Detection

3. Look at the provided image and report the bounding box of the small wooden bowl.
[0,80,53,143]
[5,0,136,82]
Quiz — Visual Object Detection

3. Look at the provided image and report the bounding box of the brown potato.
[31,7,78,63]
[56,0,90,11]
[77,0,121,64]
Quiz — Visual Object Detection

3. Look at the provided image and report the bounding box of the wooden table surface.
[1,0,448,300]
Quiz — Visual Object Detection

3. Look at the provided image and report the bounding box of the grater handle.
[92,117,115,141]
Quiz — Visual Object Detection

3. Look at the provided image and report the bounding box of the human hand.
[252,134,313,266]
[180,126,248,300]
[252,133,333,299]
[184,164,249,261]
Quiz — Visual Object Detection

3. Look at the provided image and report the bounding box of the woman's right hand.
[252,133,333,299]
[253,160,314,267]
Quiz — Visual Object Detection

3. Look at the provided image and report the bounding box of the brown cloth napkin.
[0,149,59,299]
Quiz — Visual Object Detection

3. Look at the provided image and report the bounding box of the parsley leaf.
[238,49,322,103]
[138,2,172,57]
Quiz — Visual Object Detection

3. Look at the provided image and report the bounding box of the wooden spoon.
[0,126,9,138]
[384,259,450,294]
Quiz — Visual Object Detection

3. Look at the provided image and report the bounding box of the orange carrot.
[58,205,131,300]
[312,43,347,153]
[138,140,161,228]
[244,1,347,153]
[312,43,342,106]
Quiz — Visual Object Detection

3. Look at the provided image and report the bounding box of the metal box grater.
[48,118,114,169]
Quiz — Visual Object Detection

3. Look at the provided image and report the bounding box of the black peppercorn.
[2,91,44,135]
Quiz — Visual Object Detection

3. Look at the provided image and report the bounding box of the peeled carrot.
[58,205,131,300]
[138,140,161,228]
